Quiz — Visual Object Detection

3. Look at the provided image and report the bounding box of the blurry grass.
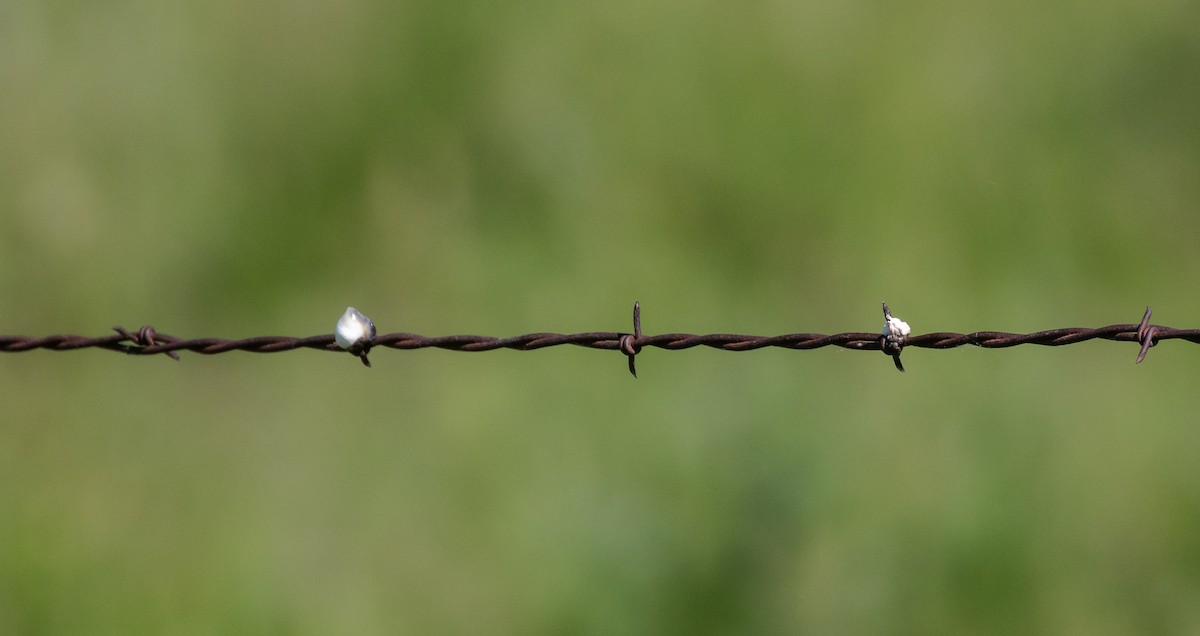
[2,0,1200,634]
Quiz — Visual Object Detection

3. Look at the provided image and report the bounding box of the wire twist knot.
[114,325,180,360]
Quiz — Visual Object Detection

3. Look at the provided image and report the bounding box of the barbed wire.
[1,304,1196,375]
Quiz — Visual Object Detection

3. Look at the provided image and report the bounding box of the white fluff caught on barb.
[882,314,911,338]
[335,307,376,350]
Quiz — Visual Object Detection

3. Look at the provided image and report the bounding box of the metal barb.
[113,325,181,360]
[879,302,906,373]
[1136,306,1156,364]
[353,344,372,368]
[618,301,643,378]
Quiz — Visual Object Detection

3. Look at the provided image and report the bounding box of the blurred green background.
[2,0,1199,633]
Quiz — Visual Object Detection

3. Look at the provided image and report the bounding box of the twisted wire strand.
[2,317,1199,361]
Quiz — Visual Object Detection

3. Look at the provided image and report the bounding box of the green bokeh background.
[3,1,1199,633]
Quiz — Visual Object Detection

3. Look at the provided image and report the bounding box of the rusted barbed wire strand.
[2,305,1198,374]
